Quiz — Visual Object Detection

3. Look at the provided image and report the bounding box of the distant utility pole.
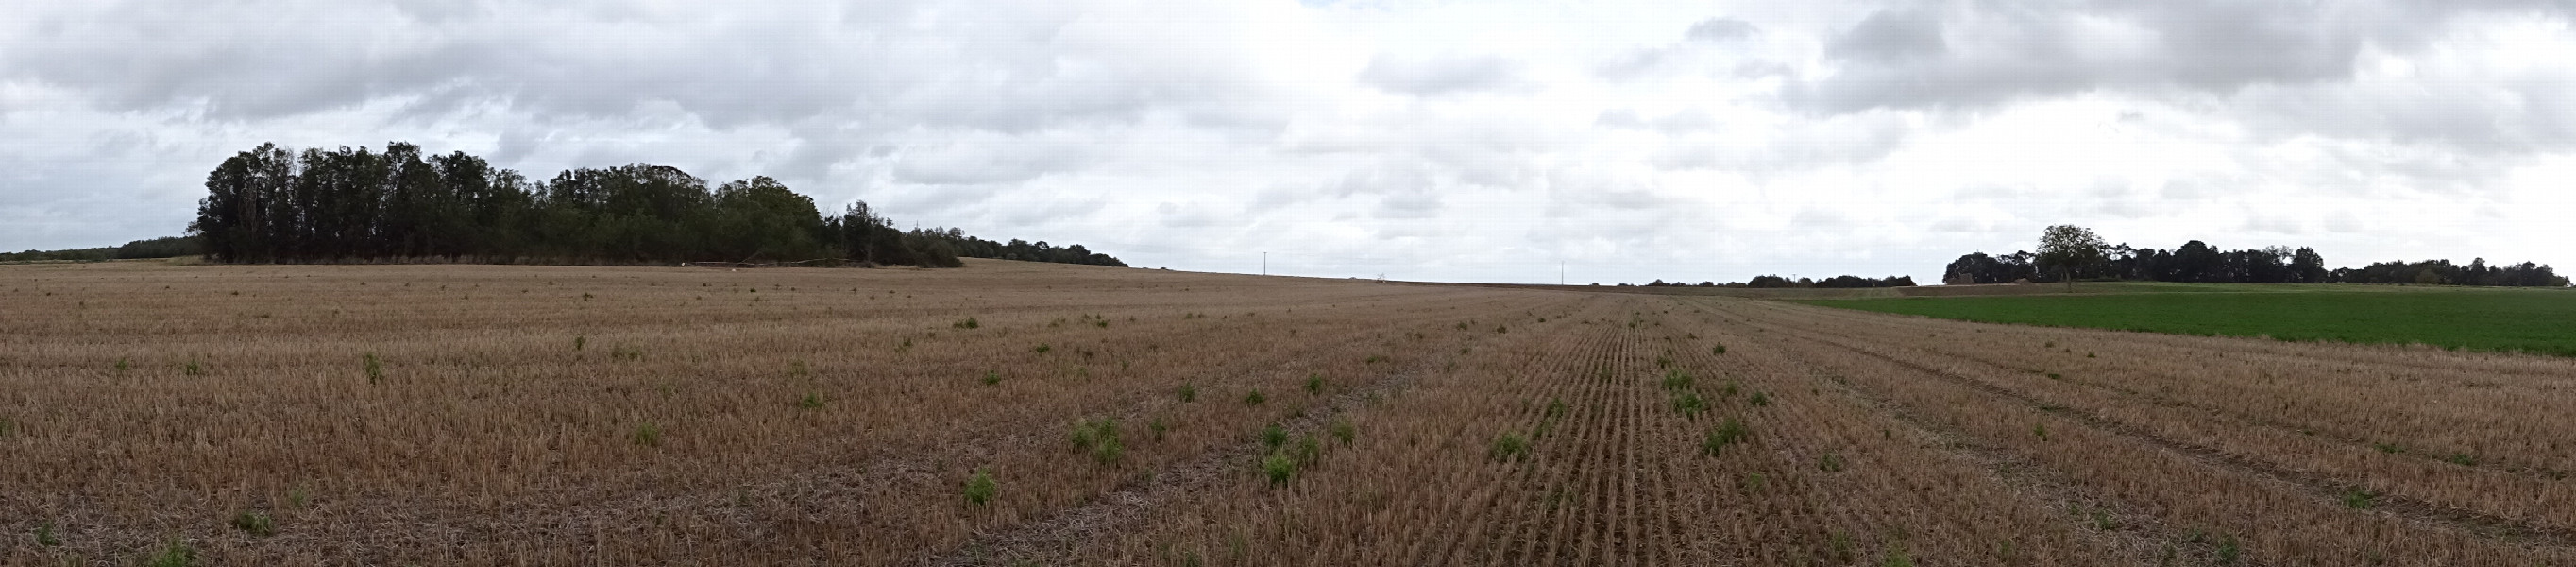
[1263,252,1268,276]
[1560,262,1565,285]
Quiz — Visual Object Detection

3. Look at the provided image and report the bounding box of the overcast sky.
[6,0,2574,284]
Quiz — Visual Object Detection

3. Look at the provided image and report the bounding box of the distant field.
[1798,285,2576,356]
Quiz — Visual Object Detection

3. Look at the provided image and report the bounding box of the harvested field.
[8,260,2576,565]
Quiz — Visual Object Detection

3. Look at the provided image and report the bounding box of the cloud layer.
[5,0,2574,284]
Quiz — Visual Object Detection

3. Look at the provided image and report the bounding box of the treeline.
[0,236,202,263]
[189,142,1125,268]
[1946,239,2566,287]
[1623,274,1918,288]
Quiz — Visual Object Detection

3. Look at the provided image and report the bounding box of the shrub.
[575,335,586,351]
[1243,389,1265,406]
[797,392,825,409]
[1304,374,1324,395]
[1292,435,1322,466]
[1491,433,1531,462]
[2341,487,2377,509]
[963,469,997,506]
[1033,343,1052,353]
[1149,419,1169,441]
[981,370,1001,386]
[1330,419,1356,446]
[1712,344,1727,354]
[1749,392,1771,407]
[1261,423,1288,451]
[33,521,59,546]
[115,357,130,371]
[1818,452,1844,472]
[183,360,204,376]
[955,318,979,329]
[1178,384,1196,402]
[231,510,276,537]
[363,352,383,384]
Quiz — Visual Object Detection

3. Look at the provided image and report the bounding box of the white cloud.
[2,0,2574,284]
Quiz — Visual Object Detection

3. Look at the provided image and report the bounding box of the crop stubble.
[6,261,2574,565]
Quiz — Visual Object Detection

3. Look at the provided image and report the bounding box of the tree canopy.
[186,142,1126,268]
[1944,228,2564,287]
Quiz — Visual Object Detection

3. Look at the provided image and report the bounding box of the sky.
[4,0,2574,284]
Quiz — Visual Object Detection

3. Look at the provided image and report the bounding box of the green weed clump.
[963,469,997,506]
[1033,343,1053,353]
[1702,418,1749,456]
[1178,383,1196,402]
[1070,417,1125,464]
[631,422,663,447]
[1712,344,1727,354]
[981,370,1001,386]
[32,521,59,546]
[797,392,825,409]
[1305,374,1325,395]
[364,352,383,384]
[954,318,979,329]
[1261,423,1288,451]
[1330,419,1356,446]
[146,539,196,567]
[1263,452,1297,486]
[1672,392,1706,417]
[1243,389,1266,406]
[1660,369,1694,391]
[1491,433,1531,462]
[230,510,276,537]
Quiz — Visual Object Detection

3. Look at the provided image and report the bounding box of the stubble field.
[7,260,2576,566]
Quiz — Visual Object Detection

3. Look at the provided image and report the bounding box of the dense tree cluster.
[186,142,1122,268]
[1629,275,1918,288]
[1945,236,2565,287]
[911,229,1127,266]
[0,236,201,263]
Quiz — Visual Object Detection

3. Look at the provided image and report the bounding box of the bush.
[1261,423,1288,451]
[1330,419,1356,446]
[954,318,979,329]
[1178,384,1196,402]
[981,370,1001,387]
[1712,344,1727,354]
[797,392,825,409]
[1671,392,1706,417]
[1243,389,1265,406]
[1305,374,1325,395]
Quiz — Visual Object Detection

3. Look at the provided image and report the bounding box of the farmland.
[8,261,2576,565]
[1797,285,2576,356]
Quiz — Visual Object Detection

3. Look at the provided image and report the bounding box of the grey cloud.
[1686,18,1758,43]
[1827,9,1944,63]
[1788,0,2575,116]
[1359,54,1524,96]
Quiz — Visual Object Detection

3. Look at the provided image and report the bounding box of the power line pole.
[1263,252,1267,276]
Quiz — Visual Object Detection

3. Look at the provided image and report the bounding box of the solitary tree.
[2036,225,2107,292]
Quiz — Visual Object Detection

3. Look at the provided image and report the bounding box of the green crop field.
[1797,285,2576,357]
